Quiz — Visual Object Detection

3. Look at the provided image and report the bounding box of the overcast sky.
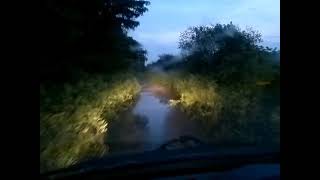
[129,0,280,64]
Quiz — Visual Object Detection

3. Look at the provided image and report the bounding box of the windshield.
[40,0,280,174]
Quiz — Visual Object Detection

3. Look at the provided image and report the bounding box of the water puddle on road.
[105,85,205,155]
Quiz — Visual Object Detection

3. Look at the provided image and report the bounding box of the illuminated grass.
[40,73,141,173]
[147,73,222,123]
[147,72,280,145]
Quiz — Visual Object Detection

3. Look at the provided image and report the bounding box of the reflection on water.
[105,86,204,155]
[133,91,170,146]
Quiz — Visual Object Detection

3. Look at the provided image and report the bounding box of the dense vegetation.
[147,73,279,145]
[146,22,280,145]
[41,0,279,173]
[41,0,150,173]
[40,73,141,172]
[42,0,150,83]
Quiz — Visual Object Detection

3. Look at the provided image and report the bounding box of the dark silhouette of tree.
[42,0,150,83]
[177,22,279,84]
[179,22,261,59]
[147,54,176,70]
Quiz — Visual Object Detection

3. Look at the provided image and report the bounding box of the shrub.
[40,73,141,173]
[146,72,279,145]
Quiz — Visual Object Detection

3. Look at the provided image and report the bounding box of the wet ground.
[105,84,205,155]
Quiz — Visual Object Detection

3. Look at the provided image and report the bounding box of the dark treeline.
[148,22,280,87]
[42,0,150,84]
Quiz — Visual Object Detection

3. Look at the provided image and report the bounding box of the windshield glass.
[40,0,280,174]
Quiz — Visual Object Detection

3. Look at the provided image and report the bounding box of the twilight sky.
[129,0,280,64]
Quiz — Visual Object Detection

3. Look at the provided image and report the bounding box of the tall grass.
[146,72,279,146]
[40,73,141,173]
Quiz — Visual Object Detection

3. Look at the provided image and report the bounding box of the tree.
[178,22,279,84]
[179,22,262,59]
[42,0,150,82]
[147,54,177,71]
[45,0,150,46]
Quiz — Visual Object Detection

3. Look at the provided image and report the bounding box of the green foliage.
[42,0,150,83]
[40,73,141,173]
[174,22,279,85]
[179,22,261,56]
[147,72,279,145]
[148,73,222,127]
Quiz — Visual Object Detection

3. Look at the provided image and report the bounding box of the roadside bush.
[40,73,141,173]
[147,72,279,145]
